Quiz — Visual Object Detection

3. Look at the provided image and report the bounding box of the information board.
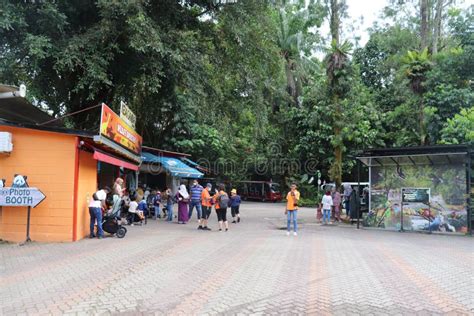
[401,188,430,204]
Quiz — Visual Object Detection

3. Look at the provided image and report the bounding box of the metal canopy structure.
[0,84,61,126]
[356,145,471,167]
[355,144,473,234]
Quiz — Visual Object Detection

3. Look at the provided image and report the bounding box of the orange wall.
[75,150,97,240]
[0,126,76,242]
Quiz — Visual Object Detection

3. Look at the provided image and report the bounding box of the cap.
[231,189,237,194]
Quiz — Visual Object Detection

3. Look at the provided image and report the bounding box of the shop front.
[356,145,473,235]
[0,97,142,242]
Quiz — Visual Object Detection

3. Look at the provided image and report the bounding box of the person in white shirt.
[89,186,111,238]
[321,190,333,225]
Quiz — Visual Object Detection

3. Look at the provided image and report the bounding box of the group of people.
[88,178,243,238]
[174,180,242,232]
[284,183,360,236]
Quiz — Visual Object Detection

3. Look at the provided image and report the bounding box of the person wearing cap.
[229,188,242,223]
[200,183,213,230]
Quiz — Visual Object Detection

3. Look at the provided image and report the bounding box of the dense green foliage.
[0,0,472,193]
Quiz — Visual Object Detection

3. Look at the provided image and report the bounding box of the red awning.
[93,150,139,171]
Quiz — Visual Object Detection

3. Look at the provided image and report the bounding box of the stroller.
[102,195,127,238]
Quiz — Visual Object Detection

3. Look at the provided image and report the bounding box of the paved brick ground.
[1,202,473,315]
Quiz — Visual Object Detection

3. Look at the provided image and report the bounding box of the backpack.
[218,193,229,209]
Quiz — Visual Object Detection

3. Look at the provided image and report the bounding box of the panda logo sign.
[12,174,28,188]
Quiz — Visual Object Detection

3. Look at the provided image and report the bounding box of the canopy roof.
[141,152,204,178]
[0,85,61,126]
[356,145,472,167]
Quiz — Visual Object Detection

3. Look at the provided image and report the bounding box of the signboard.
[401,188,430,204]
[120,101,136,129]
[100,103,142,155]
[0,187,46,207]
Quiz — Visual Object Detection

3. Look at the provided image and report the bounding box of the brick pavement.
[0,202,473,315]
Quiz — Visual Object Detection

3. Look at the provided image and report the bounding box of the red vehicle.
[238,181,282,202]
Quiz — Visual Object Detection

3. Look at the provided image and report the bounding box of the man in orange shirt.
[286,183,300,236]
[200,183,213,231]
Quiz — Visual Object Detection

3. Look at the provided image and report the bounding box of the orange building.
[0,86,141,242]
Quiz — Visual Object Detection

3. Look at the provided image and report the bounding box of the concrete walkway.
[1,202,472,315]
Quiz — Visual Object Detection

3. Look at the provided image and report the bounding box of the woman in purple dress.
[176,184,190,224]
[332,186,342,222]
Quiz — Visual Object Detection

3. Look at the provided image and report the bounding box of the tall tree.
[325,0,351,186]
[420,0,430,50]
[275,0,325,107]
[432,0,444,54]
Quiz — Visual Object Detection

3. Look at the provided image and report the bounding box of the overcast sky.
[345,0,389,45]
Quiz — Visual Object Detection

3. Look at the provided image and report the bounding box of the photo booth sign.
[0,187,46,244]
[0,187,46,207]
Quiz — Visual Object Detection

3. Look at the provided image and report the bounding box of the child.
[137,198,147,220]
[128,194,143,226]
[229,189,242,223]
[321,190,333,225]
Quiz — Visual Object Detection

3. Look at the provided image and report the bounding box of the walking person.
[200,183,213,230]
[229,189,242,223]
[176,184,190,224]
[332,186,342,222]
[343,183,352,220]
[321,190,333,225]
[215,184,230,232]
[153,189,162,220]
[89,186,111,239]
[164,187,174,222]
[188,180,204,229]
[285,183,300,236]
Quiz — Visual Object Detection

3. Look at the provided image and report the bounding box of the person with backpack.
[229,189,242,223]
[285,183,300,236]
[89,186,111,239]
[215,184,229,232]
[164,187,173,222]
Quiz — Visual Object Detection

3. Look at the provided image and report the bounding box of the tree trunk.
[419,96,426,145]
[329,0,342,187]
[333,96,343,187]
[330,0,340,45]
[285,59,298,106]
[432,0,443,54]
[420,0,429,50]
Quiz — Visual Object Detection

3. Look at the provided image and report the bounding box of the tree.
[439,107,474,145]
[274,0,325,107]
[325,0,352,187]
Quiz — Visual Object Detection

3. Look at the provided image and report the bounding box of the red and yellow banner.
[100,103,142,155]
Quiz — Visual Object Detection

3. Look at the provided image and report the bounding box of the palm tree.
[325,0,351,187]
[275,0,325,106]
[325,39,351,187]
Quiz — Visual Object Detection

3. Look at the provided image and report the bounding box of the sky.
[319,0,390,47]
[344,0,389,45]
